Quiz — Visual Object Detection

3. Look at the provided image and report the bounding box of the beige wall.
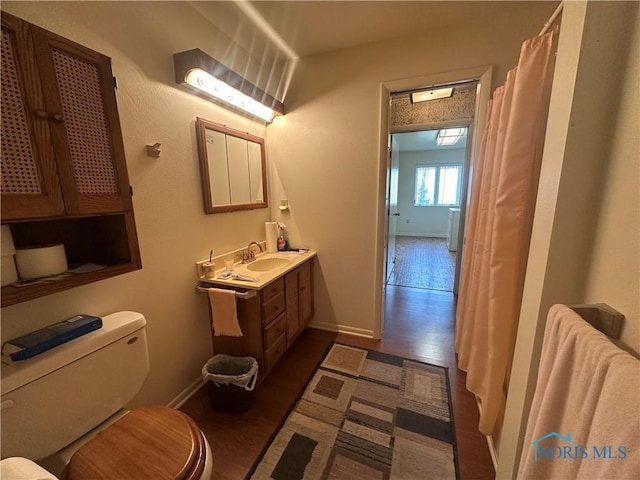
[499,2,639,476]
[0,1,273,406]
[582,4,639,352]
[267,4,555,335]
[535,1,638,351]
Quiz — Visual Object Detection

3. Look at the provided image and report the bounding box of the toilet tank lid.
[1,311,146,395]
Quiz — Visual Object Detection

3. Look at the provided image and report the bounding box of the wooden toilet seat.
[65,406,207,480]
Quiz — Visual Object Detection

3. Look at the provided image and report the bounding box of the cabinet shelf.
[1,212,141,308]
[1,262,138,307]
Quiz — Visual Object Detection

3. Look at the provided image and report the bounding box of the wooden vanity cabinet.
[211,258,314,381]
[0,12,141,307]
[285,260,314,346]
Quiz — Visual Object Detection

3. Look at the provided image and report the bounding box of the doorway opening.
[374,65,492,340]
[386,128,467,293]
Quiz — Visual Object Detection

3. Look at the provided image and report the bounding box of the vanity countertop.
[198,250,316,290]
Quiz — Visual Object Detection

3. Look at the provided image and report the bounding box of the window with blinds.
[414,164,462,206]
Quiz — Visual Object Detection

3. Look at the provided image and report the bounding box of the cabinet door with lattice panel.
[29,22,132,215]
[1,12,133,219]
[1,13,65,220]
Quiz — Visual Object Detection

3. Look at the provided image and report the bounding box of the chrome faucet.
[243,241,264,263]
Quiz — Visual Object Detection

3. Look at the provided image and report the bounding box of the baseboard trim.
[475,395,499,472]
[395,233,448,238]
[487,431,499,472]
[307,322,374,338]
[167,377,205,409]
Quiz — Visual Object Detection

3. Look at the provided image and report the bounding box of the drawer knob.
[300,286,306,292]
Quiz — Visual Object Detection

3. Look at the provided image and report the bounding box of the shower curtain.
[455,32,553,436]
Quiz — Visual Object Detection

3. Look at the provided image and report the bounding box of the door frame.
[373,65,493,339]
[385,134,400,285]
[390,120,473,294]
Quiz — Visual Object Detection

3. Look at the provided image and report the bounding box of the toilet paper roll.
[1,255,18,286]
[15,243,68,280]
[2,225,16,256]
[265,222,278,253]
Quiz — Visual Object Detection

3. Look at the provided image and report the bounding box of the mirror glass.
[196,117,268,213]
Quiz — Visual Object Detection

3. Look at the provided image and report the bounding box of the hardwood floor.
[180,285,495,480]
[388,236,457,291]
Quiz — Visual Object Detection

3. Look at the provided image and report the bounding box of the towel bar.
[569,303,624,339]
[196,286,257,299]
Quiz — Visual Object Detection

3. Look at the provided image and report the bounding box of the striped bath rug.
[247,343,459,479]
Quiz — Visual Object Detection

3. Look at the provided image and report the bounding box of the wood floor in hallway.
[388,236,457,291]
[180,285,495,480]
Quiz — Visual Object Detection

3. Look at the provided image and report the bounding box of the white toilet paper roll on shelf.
[265,222,278,253]
[2,225,16,255]
[1,256,18,286]
[15,244,68,280]
[1,226,18,286]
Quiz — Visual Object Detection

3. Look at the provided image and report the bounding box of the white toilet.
[0,311,213,479]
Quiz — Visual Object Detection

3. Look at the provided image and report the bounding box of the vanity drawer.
[263,312,286,350]
[262,291,285,325]
[261,277,284,302]
[264,334,286,372]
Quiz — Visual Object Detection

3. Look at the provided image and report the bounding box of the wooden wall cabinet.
[1,12,132,219]
[211,258,314,380]
[1,12,141,307]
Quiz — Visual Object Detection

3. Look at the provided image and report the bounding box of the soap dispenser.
[277,223,288,251]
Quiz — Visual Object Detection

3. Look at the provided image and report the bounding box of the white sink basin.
[246,257,290,272]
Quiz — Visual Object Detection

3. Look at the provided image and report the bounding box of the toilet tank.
[1,311,149,460]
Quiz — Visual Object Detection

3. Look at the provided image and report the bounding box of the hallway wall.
[267,4,555,335]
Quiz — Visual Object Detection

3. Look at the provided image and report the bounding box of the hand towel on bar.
[208,288,243,337]
[518,304,639,480]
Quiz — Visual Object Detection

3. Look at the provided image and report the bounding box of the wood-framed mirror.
[195,117,268,214]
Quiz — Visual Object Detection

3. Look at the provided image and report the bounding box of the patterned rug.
[247,344,458,479]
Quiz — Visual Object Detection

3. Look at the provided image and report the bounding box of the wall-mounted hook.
[146,142,161,157]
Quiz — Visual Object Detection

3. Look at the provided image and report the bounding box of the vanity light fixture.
[173,48,284,123]
[436,128,465,146]
[410,87,453,103]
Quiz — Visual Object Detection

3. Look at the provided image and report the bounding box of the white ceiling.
[394,128,468,152]
[186,1,557,100]
[245,1,557,58]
